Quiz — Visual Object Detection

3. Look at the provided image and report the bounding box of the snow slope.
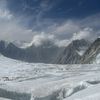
[0,55,100,100]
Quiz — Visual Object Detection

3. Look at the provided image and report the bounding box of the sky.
[0,0,100,46]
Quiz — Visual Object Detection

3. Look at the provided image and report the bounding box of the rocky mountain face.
[81,38,100,64]
[55,39,90,64]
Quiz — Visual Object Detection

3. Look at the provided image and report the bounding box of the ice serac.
[55,39,90,64]
[81,38,100,64]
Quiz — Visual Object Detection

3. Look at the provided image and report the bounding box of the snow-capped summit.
[55,39,90,64]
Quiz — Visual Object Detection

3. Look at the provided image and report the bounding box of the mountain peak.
[55,39,90,64]
[81,38,100,64]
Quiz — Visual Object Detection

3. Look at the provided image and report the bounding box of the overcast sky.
[0,0,100,46]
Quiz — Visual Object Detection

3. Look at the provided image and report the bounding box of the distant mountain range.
[0,40,64,63]
[0,38,100,64]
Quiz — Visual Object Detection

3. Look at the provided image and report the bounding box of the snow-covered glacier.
[0,55,100,100]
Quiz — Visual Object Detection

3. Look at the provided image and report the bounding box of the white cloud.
[27,32,71,47]
[0,9,12,20]
[0,18,34,41]
[55,39,70,47]
[72,28,93,40]
[28,32,72,47]
[28,32,55,47]
[0,0,12,20]
[0,0,34,42]
[53,20,80,36]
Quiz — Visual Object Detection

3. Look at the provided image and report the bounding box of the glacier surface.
[0,55,100,100]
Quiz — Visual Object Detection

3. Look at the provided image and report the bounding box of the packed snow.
[0,55,100,100]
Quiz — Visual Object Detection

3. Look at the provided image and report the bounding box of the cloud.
[49,14,100,41]
[49,20,82,40]
[54,20,80,35]
[27,32,72,47]
[0,0,100,48]
[27,32,55,47]
[27,32,76,47]
[0,18,34,41]
[55,39,70,47]
[0,0,55,43]
[0,0,12,20]
[72,28,94,40]
[0,0,35,42]
[0,9,12,20]
[79,13,100,32]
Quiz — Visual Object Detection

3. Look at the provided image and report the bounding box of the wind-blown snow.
[0,55,100,100]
